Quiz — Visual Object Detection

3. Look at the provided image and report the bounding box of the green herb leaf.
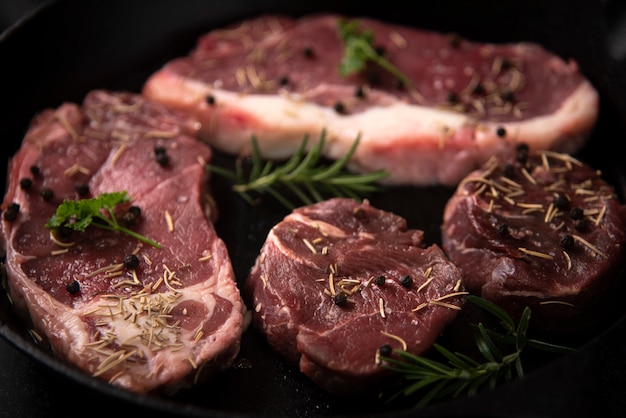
[380,296,575,408]
[337,19,413,89]
[46,191,161,249]
[207,131,389,210]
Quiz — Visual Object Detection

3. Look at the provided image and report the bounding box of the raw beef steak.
[441,145,626,328]
[0,90,246,394]
[142,14,599,186]
[245,198,465,394]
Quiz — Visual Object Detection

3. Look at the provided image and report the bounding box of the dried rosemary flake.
[542,150,583,167]
[193,329,204,344]
[198,251,213,262]
[539,300,575,307]
[563,251,573,270]
[63,163,91,177]
[417,276,435,293]
[518,247,554,260]
[412,302,428,312]
[28,329,44,343]
[433,291,469,302]
[108,370,126,384]
[303,238,317,254]
[520,167,537,185]
[594,205,607,226]
[50,248,70,256]
[429,300,463,310]
[165,210,174,232]
[328,273,336,296]
[572,235,608,259]
[380,331,408,351]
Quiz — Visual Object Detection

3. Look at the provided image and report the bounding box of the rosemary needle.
[381,295,574,409]
[207,131,389,209]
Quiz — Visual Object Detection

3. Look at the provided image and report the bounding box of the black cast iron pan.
[1,0,626,417]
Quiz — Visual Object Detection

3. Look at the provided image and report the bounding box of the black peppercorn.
[378,344,393,357]
[30,165,40,176]
[40,187,54,201]
[278,75,289,86]
[303,47,314,58]
[495,126,507,138]
[333,292,348,306]
[501,89,515,102]
[58,225,73,239]
[19,178,32,190]
[569,207,584,220]
[354,85,365,98]
[516,143,529,164]
[400,275,413,288]
[206,95,216,105]
[553,194,569,210]
[373,275,386,286]
[155,147,169,166]
[502,163,516,178]
[574,219,588,232]
[472,82,485,95]
[66,280,80,294]
[333,101,346,114]
[75,183,90,196]
[560,234,574,249]
[446,91,458,103]
[123,254,140,269]
[2,203,20,221]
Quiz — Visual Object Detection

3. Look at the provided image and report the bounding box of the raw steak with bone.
[142,13,599,186]
[0,90,246,394]
[245,198,465,394]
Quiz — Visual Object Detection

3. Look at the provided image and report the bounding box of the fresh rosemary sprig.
[381,295,574,409]
[207,131,389,210]
[46,191,162,249]
[337,19,413,89]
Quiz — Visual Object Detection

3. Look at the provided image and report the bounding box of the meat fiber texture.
[245,198,465,395]
[0,90,246,394]
[441,147,626,331]
[142,13,599,186]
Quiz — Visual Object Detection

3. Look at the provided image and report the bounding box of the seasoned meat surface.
[246,198,464,394]
[441,146,626,328]
[143,14,599,185]
[0,90,245,394]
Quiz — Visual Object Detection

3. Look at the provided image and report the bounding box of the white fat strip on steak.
[143,14,599,186]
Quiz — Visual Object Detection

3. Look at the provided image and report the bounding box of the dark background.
[0,1,45,33]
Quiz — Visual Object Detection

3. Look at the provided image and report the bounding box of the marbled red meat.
[0,90,246,394]
[143,14,599,186]
[441,146,626,328]
[245,198,465,394]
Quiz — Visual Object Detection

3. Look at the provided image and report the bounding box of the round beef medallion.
[246,197,465,394]
[441,144,626,332]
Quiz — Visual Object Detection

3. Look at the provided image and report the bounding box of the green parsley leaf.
[46,191,161,249]
[337,19,413,89]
